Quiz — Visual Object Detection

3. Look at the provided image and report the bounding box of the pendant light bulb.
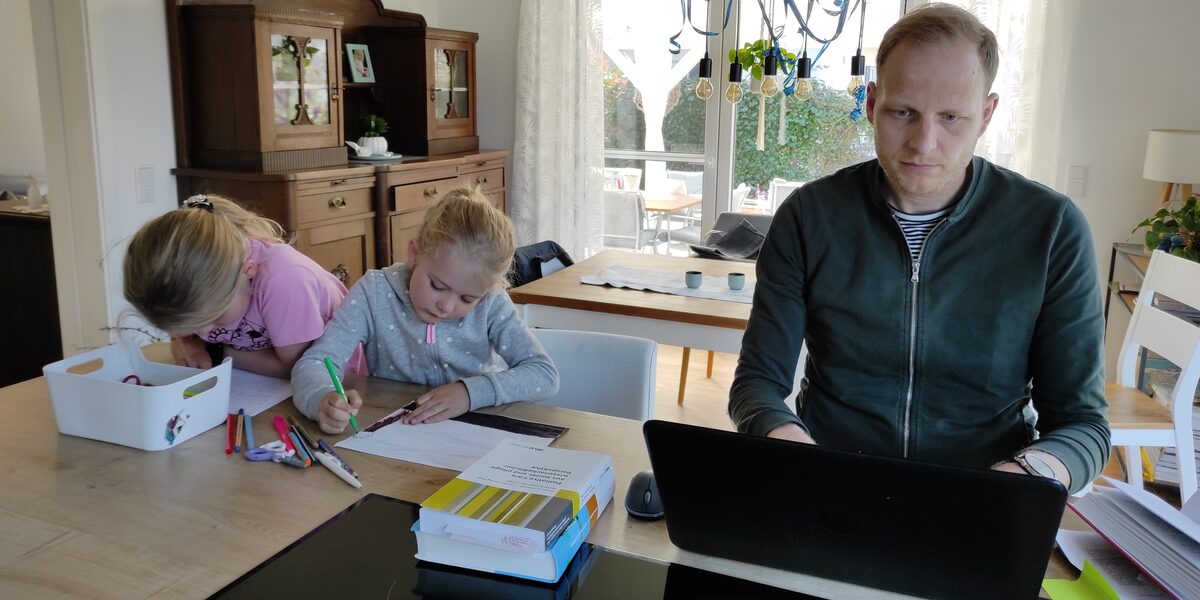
[695,54,714,100]
[847,54,866,97]
[795,55,814,101]
[726,62,744,104]
[760,54,779,97]
[795,78,814,101]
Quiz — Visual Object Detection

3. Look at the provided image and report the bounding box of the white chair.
[602,190,656,253]
[530,328,657,420]
[1108,250,1200,503]
[767,178,806,213]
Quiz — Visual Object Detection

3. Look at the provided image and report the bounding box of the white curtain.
[511,0,606,259]
[936,0,1049,177]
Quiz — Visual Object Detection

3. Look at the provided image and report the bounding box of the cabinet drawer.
[460,167,504,193]
[392,178,458,214]
[390,211,426,264]
[296,186,373,225]
[296,175,374,195]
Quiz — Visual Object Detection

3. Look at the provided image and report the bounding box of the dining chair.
[602,190,657,253]
[530,328,657,420]
[1107,249,1200,503]
[767,178,806,213]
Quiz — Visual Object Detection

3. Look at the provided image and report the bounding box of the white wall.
[0,0,46,180]
[1030,0,1200,377]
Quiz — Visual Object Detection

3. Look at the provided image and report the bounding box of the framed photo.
[345,43,375,83]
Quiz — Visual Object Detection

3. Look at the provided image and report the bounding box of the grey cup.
[685,271,702,289]
[728,272,746,290]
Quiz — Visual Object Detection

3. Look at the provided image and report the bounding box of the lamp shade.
[1143,129,1200,184]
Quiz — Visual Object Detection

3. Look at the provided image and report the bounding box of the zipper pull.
[911,261,920,283]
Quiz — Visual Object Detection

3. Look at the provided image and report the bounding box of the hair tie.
[183,195,214,212]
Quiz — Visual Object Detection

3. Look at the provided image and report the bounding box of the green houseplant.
[729,39,796,90]
[1134,195,1200,261]
[357,114,390,156]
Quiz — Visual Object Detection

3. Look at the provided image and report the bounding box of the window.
[601,0,903,255]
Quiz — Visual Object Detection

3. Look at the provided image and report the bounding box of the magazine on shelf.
[413,505,593,583]
[1068,477,1200,599]
[419,438,615,554]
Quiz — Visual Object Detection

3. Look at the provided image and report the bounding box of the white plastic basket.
[42,343,232,451]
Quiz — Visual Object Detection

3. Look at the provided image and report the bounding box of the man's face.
[866,37,998,211]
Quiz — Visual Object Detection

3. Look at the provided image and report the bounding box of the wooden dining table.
[508,250,752,354]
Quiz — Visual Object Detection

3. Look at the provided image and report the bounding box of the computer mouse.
[625,470,665,520]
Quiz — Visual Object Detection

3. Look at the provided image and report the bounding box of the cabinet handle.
[328,196,347,209]
[429,85,436,102]
[476,176,488,185]
[476,161,487,167]
[330,179,348,186]
[330,264,349,286]
[424,187,438,197]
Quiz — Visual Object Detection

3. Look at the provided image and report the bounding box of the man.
[729,4,1109,494]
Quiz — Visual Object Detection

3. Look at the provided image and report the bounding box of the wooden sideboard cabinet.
[174,166,377,287]
[366,150,509,266]
[181,4,347,171]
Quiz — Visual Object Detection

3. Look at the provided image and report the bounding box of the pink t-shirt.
[202,239,347,351]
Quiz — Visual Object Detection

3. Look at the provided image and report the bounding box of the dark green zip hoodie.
[730,157,1109,494]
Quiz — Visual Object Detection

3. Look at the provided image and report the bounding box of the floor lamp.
[1143,129,1200,205]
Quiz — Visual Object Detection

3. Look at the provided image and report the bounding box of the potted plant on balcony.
[1134,194,1200,261]
[357,114,390,156]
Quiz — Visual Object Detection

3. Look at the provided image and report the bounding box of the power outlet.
[136,164,155,204]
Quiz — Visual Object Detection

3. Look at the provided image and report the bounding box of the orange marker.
[234,410,245,453]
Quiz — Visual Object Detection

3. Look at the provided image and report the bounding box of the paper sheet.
[580,265,753,303]
[227,369,293,416]
[335,406,567,471]
[1053,530,1167,599]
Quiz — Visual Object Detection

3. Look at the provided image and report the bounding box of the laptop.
[642,420,1068,600]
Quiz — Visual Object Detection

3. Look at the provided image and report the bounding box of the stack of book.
[414,438,616,583]
[1069,477,1200,599]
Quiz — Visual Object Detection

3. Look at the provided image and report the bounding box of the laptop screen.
[643,420,1067,600]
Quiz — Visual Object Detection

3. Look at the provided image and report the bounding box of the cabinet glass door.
[272,34,332,126]
[427,39,474,139]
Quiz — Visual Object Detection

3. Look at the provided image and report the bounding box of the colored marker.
[225,414,235,454]
[318,439,358,478]
[234,410,244,453]
[287,416,319,451]
[243,412,255,450]
[288,431,311,467]
[323,356,358,433]
[313,450,362,489]
[273,416,296,453]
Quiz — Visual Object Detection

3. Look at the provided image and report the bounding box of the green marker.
[323,356,358,433]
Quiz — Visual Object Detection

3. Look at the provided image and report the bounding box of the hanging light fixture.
[695,53,714,100]
[726,61,745,104]
[694,1,715,100]
[794,52,814,100]
[847,0,867,96]
[761,52,780,97]
[725,0,743,104]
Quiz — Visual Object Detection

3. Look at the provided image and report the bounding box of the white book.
[1069,477,1200,599]
[413,505,592,583]
[420,438,615,554]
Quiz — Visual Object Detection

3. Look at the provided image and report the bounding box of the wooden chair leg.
[678,347,691,405]
[706,350,714,378]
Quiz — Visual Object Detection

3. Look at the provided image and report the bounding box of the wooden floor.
[652,345,737,430]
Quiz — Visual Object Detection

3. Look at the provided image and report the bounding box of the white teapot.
[344,141,373,158]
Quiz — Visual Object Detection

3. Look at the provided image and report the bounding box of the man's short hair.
[877,3,999,92]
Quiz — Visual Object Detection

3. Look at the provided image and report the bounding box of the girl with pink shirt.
[123,194,349,377]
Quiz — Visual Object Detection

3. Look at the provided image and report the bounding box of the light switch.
[136,165,154,204]
[1066,163,1087,198]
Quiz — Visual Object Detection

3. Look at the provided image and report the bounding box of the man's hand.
[171,335,212,369]
[766,423,817,444]
[401,382,471,425]
[317,389,363,434]
[991,449,1072,490]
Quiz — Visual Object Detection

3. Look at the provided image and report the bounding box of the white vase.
[357,136,388,156]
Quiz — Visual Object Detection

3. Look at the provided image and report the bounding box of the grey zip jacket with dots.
[292,263,559,420]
